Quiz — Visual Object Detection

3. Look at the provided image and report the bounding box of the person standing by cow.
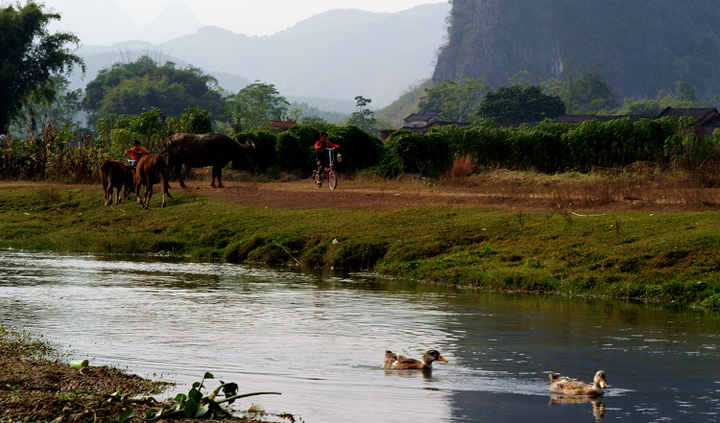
[124,140,149,166]
[314,132,340,175]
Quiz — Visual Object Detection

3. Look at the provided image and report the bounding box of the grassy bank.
[2,183,720,310]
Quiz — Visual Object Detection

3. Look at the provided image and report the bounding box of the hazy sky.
[114,0,447,36]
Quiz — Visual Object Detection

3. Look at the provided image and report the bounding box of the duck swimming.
[549,370,607,396]
[383,350,448,370]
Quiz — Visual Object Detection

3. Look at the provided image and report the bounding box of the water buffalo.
[166,132,255,188]
[99,159,134,206]
[134,154,171,209]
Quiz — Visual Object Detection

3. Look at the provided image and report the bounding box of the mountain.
[47,0,141,46]
[142,1,202,43]
[46,0,201,45]
[67,3,452,109]
[433,0,720,103]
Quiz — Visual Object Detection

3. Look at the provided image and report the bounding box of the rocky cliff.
[434,0,720,102]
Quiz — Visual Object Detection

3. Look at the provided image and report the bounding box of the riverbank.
[0,326,291,422]
[1,172,720,309]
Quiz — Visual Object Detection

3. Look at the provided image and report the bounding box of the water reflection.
[1,250,720,422]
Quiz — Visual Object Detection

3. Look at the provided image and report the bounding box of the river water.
[1,250,719,422]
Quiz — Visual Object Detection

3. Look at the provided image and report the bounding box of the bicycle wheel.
[328,172,337,190]
[313,172,322,188]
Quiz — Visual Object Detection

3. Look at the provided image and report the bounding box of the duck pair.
[383,350,607,397]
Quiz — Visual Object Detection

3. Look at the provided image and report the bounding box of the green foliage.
[83,56,222,123]
[179,105,212,134]
[418,78,490,122]
[346,95,377,133]
[227,81,289,129]
[376,79,433,127]
[328,126,385,174]
[385,130,453,177]
[663,117,720,167]
[477,85,566,121]
[234,129,276,171]
[274,131,307,172]
[0,1,85,132]
[620,86,698,116]
[118,372,280,422]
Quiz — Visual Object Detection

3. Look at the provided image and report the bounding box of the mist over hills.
[51,1,451,110]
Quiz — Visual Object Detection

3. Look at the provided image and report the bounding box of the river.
[1,250,719,422]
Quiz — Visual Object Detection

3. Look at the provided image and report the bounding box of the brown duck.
[549,370,607,396]
[383,350,448,370]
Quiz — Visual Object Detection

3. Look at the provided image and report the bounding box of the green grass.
[2,185,720,309]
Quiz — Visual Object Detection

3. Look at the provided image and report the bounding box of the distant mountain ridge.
[434,0,720,103]
[47,0,202,45]
[67,3,451,109]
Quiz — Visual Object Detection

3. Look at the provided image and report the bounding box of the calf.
[134,154,171,209]
[99,159,134,206]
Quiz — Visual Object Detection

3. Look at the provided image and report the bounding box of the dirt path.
[3,171,720,213]
[162,172,720,213]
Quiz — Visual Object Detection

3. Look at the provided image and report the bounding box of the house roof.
[404,113,442,123]
[654,107,719,122]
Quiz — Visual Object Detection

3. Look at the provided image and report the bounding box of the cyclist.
[124,140,149,167]
[314,132,340,175]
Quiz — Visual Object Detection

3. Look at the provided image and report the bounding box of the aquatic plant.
[118,372,280,422]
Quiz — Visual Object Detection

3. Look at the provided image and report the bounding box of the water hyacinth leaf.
[195,403,211,417]
[183,397,199,418]
[204,371,214,379]
[174,393,187,403]
[188,387,203,403]
[144,408,157,418]
[118,410,137,423]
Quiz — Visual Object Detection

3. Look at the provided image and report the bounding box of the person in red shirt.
[314,132,340,174]
[124,140,149,166]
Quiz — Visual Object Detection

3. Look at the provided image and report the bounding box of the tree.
[572,71,617,114]
[418,78,490,122]
[675,81,697,105]
[476,85,566,121]
[227,81,289,129]
[83,56,224,123]
[0,1,84,132]
[346,95,376,133]
[541,66,616,115]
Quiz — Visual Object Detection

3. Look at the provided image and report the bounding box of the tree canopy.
[226,81,289,130]
[0,1,84,132]
[418,78,489,122]
[346,95,377,133]
[82,56,223,123]
[477,85,566,121]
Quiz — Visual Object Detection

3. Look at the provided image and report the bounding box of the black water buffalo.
[134,154,171,209]
[166,133,255,188]
[99,159,134,206]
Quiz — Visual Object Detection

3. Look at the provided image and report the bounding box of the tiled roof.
[404,113,441,122]
[654,107,718,121]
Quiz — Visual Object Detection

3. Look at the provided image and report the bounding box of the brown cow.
[134,154,171,209]
[166,132,255,188]
[99,159,134,206]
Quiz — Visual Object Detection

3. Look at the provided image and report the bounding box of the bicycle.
[313,147,338,189]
